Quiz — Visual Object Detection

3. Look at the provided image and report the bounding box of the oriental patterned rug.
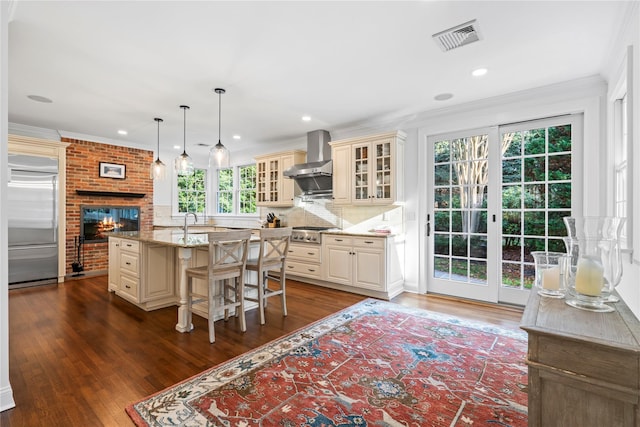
[126,299,528,426]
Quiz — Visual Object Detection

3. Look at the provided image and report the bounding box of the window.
[216,168,234,214]
[214,164,257,215]
[239,164,257,214]
[614,95,628,245]
[177,168,207,214]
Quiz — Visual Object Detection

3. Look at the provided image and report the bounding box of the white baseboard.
[0,384,16,412]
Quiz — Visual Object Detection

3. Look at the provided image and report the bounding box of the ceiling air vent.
[433,20,481,52]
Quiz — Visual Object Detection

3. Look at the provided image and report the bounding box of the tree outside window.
[239,165,257,214]
[177,169,206,214]
[217,168,234,214]
[215,165,257,215]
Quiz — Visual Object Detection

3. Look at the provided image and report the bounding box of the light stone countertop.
[109,228,258,248]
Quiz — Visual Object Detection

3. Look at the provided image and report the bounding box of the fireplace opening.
[80,205,140,242]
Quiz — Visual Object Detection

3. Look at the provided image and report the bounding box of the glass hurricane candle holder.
[563,236,621,313]
[563,217,624,307]
[531,251,569,298]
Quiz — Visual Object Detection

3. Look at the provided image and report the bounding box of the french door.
[425,115,582,305]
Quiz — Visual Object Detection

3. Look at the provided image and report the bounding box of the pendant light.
[150,117,167,180]
[209,88,230,168]
[174,105,194,176]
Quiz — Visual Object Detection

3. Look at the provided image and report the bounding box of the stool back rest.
[206,229,253,272]
[257,227,292,269]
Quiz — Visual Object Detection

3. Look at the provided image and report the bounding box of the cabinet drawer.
[120,252,139,276]
[286,260,321,279]
[354,237,385,249]
[120,274,138,298]
[120,239,140,253]
[323,235,353,246]
[287,244,321,262]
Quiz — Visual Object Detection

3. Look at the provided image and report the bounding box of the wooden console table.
[521,292,640,426]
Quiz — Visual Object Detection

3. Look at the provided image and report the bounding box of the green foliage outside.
[177,169,206,214]
[216,165,257,215]
[239,165,257,214]
[433,124,572,289]
[217,168,233,214]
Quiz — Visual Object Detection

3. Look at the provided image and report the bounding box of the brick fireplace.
[65,137,153,275]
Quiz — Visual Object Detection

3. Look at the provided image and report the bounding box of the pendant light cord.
[218,90,222,144]
[183,106,187,154]
[156,118,161,159]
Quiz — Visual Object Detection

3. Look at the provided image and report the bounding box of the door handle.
[426,222,431,237]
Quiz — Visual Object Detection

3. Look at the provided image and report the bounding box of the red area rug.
[126,299,528,426]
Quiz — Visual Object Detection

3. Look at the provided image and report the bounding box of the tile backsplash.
[154,199,404,234]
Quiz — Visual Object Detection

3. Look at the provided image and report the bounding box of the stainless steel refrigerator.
[8,154,59,288]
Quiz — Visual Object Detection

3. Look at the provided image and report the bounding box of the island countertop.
[108,228,257,248]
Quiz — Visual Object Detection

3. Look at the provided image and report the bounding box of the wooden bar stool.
[185,229,252,343]
[245,227,292,325]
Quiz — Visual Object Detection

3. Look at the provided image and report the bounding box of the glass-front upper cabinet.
[255,150,306,207]
[331,131,405,206]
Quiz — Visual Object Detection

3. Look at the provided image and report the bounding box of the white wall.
[1,0,16,413]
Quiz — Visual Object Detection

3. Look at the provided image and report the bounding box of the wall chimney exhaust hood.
[284,130,332,197]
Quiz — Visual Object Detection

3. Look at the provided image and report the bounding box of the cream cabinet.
[330,131,405,206]
[255,150,306,207]
[286,243,322,280]
[322,234,403,299]
[108,237,176,310]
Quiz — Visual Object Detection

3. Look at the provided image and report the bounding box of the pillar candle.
[542,266,561,290]
[575,258,604,296]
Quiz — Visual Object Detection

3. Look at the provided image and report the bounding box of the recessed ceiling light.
[472,68,488,77]
[27,95,53,103]
[233,135,241,140]
[117,130,128,136]
[434,93,454,101]
[302,115,311,122]
[173,145,181,150]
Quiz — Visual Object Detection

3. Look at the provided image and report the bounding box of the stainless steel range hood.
[284,130,332,197]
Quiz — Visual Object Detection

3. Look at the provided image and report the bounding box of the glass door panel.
[354,144,369,201]
[428,131,496,302]
[498,117,577,305]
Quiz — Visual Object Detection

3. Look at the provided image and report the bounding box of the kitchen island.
[108,229,256,333]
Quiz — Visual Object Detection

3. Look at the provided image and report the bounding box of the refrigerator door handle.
[52,174,58,242]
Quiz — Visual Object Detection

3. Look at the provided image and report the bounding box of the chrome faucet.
[183,212,198,239]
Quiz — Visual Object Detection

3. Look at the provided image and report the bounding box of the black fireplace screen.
[80,205,140,242]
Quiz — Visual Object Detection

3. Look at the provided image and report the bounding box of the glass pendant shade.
[174,105,194,176]
[210,140,230,168]
[174,151,194,176]
[150,117,167,180]
[209,88,230,169]
[150,158,167,180]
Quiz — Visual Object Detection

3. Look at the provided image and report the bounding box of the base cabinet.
[108,237,176,310]
[321,234,403,299]
[286,243,322,280]
[521,291,640,427]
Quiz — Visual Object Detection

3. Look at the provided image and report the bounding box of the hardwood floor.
[1,275,523,426]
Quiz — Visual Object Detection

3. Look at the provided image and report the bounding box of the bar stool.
[185,229,252,343]
[245,227,292,325]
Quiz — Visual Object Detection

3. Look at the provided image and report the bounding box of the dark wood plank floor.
[1,275,523,426]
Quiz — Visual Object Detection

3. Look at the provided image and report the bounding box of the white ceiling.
[8,1,630,160]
